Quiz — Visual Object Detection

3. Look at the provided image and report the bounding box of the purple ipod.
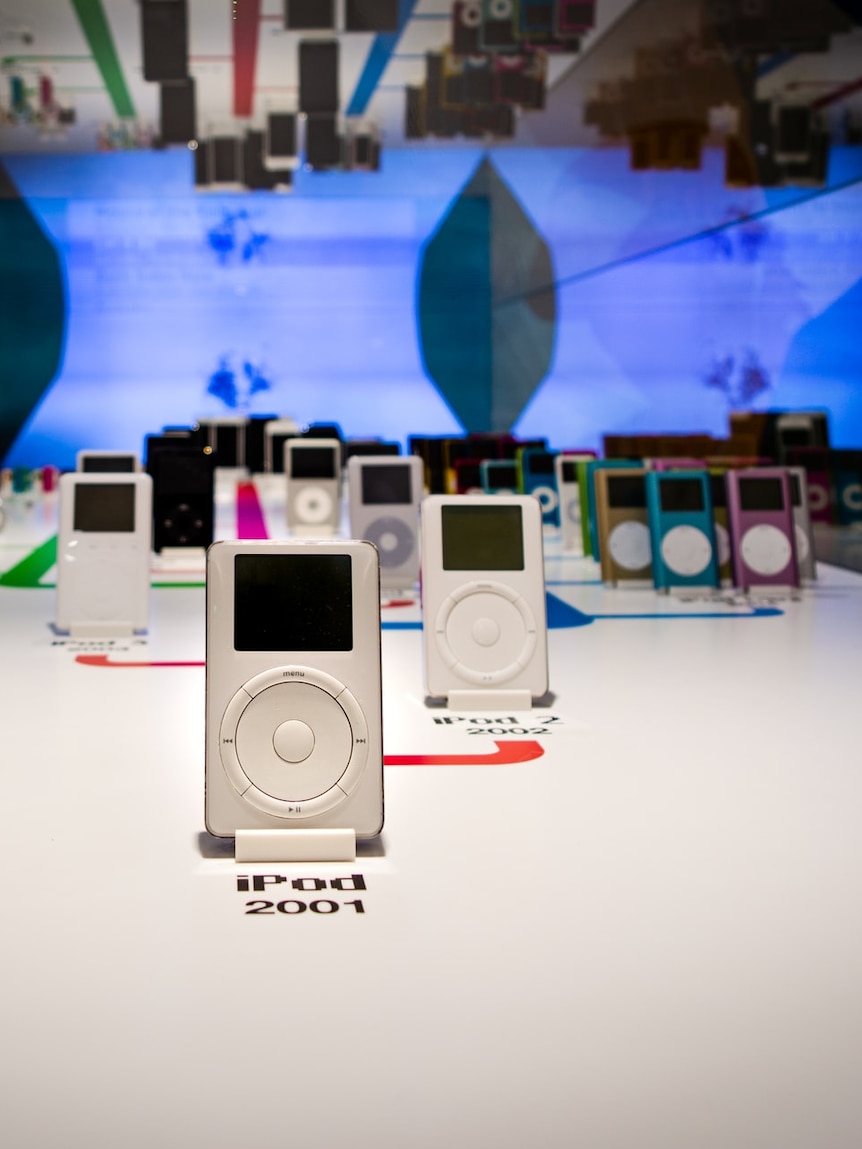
[650,458,706,472]
[726,468,799,589]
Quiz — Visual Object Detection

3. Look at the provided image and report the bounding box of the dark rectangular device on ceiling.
[299,41,339,113]
[141,0,189,83]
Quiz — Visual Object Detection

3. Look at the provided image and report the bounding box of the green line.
[69,0,135,119]
[0,536,57,588]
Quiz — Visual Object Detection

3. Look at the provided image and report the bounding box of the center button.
[471,616,500,647]
[273,720,315,764]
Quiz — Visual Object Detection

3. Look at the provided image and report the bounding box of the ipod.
[517,448,560,527]
[149,445,216,552]
[420,495,548,701]
[480,459,519,495]
[205,539,384,839]
[263,418,300,473]
[585,459,642,559]
[555,454,594,553]
[788,466,817,582]
[645,471,719,592]
[708,470,734,585]
[648,457,706,472]
[594,468,653,585]
[56,472,152,634]
[831,450,862,526]
[726,469,799,590]
[347,455,424,589]
[786,447,832,524]
[285,438,341,533]
[199,417,247,470]
[77,450,140,473]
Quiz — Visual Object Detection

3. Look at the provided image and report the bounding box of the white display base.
[447,688,533,711]
[68,621,136,638]
[235,828,356,862]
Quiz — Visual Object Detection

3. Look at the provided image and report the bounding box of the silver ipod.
[286,438,341,533]
[204,539,384,839]
[347,455,423,589]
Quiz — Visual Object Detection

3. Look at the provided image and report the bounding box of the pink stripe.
[236,482,269,539]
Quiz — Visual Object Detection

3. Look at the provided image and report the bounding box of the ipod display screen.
[441,505,524,570]
[156,451,213,495]
[526,451,556,476]
[234,554,352,651]
[361,464,411,505]
[739,477,784,511]
[607,474,647,508]
[710,473,727,508]
[562,461,578,483]
[485,462,518,489]
[81,455,136,473]
[659,478,704,513]
[789,472,802,507]
[290,446,337,480]
[73,483,136,532]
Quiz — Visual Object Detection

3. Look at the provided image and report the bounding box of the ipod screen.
[74,483,136,532]
[441,505,524,570]
[709,473,727,508]
[81,455,136,473]
[290,446,337,480]
[740,477,784,511]
[156,450,213,495]
[561,461,578,483]
[607,475,646,509]
[362,464,411,505]
[659,478,704,513]
[234,554,352,651]
[526,451,556,476]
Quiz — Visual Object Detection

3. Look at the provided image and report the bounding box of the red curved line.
[75,654,205,668]
[381,599,415,609]
[384,740,544,766]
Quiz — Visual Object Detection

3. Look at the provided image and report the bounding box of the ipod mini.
[56,472,152,634]
[205,540,383,839]
[585,459,642,559]
[420,495,548,702]
[517,447,560,527]
[708,471,734,585]
[594,469,652,585]
[726,469,799,590]
[788,466,817,582]
[645,471,719,592]
[76,450,140,473]
[347,455,424,589]
[286,438,341,534]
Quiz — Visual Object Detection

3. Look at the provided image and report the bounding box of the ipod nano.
[645,471,719,592]
[517,447,560,527]
[726,468,799,590]
[480,459,519,495]
[285,438,341,533]
[205,539,384,840]
[347,454,424,589]
[76,450,140,473]
[420,495,548,702]
[788,465,817,582]
[594,468,652,585]
[56,472,152,634]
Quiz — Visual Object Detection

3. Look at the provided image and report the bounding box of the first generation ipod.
[286,438,341,533]
[205,539,384,839]
[420,495,548,701]
[56,472,152,634]
[347,455,424,589]
[645,470,719,592]
[594,468,653,585]
[726,468,799,590]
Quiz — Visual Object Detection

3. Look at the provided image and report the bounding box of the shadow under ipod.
[205,539,384,839]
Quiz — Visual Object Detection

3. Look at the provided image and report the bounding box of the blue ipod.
[585,459,641,559]
[517,448,560,527]
[645,471,719,591]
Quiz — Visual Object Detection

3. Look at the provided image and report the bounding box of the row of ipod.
[570,461,816,591]
[55,477,550,842]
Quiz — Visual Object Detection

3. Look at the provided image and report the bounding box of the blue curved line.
[345,0,421,117]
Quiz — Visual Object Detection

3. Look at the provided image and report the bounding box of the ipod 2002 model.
[645,470,719,592]
[420,494,548,701]
[594,468,652,585]
[788,465,816,582]
[726,468,799,590]
[286,438,341,533]
[347,454,424,589]
[77,450,140,473]
[205,539,384,839]
[56,472,152,634]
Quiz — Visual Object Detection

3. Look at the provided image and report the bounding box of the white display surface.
[2,484,862,1149]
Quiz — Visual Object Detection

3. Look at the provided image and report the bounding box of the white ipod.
[204,539,384,839]
[76,450,140,473]
[420,494,548,701]
[285,438,341,534]
[263,418,300,473]
[555,454,592,552]
[56,472,152,635]
[347,455,424,589]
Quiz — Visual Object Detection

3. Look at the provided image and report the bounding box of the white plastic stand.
[447,689,533,712]
[235,828,356,863]
[69,622,135,638]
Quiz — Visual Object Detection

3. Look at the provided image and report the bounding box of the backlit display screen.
[73,483,136,532]
[234,554,352,651]
[289,445,337,480]
[441,504,524,570]
[361,464,411,505]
